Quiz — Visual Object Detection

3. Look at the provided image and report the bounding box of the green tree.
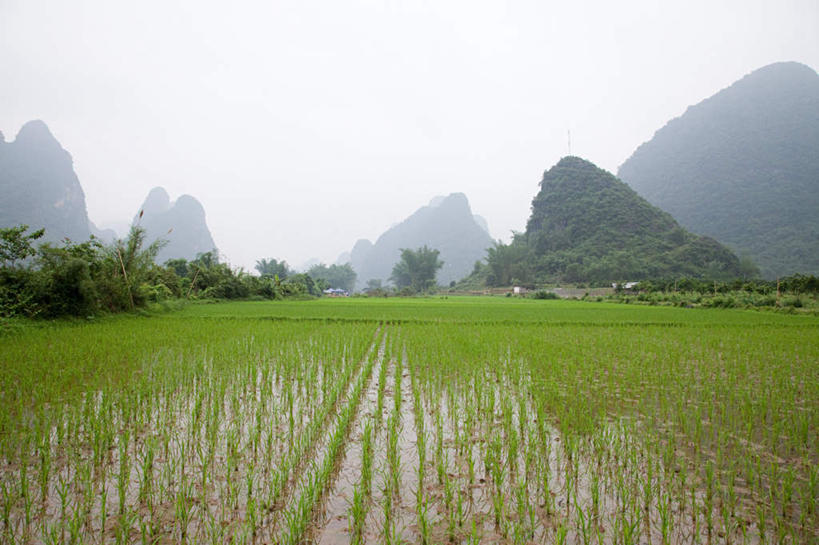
[36,241,101,316]
[108,226,165,309]
[0,225,45,268]
[366,278,382,291]
[255,258,291,280]
[308,263,357,292]
[186,251,248,299]
[738,255,760,280]
[390,246,444,293]
[164,258,189,278]
[485,237,530,287]
[282,273,319,296]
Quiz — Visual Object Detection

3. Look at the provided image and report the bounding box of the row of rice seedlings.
[345,351,389,545]
[399,321,818,544]
[309,329,388,545]
[337,342,393,545]
[408,345,433,545]
[277,331,384,544]
[347,416,374,544]
[2,302,816,543]
[381,344,425,544]
[155,344,342,543]
[287,332,388,545]
[251,327,384,543]
[532,324,817,544]
[1,321,377,544]
[350,335,400,545]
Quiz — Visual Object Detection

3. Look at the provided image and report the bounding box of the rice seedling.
[0,297,816,544]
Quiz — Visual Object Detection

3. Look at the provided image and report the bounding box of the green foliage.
[307,263,356,292]
[185,251,246,299]
[255,257,291,279]
[780,273,819,294]
[0,225,44,267]
[485,237,531,286]
[0,226,47,316]
[635,274,819,296]
[390,246,444,294]
[164,258,189,278]
[0,268,39,318]
[365,278,382,291]
[152,251,334,302]
[531,290,558,300]
[618,62,819,278]
[282,273,320,297]
[0,299,816,544]
[604,274,819,311]
[739,255,760,280]
[0,225,164,317]
[1,222,353,317]
[483,157,743,286]
[38,247,99,316]
[108,225,166,307]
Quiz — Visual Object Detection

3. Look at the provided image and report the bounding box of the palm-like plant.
[109,224,165,308]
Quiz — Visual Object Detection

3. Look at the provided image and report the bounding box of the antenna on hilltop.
[567,130,572,156]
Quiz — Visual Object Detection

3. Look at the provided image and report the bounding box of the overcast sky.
[2,0,817,270]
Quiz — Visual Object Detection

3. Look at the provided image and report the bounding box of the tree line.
[0,224,358,319]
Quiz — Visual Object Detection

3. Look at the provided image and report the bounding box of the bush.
[0,268,40,318]
[141,283,174,303]
[783,296,803,308]
[531,290,558,300]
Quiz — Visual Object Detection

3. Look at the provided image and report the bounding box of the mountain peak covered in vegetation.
[515,156,742,283]
[618,61,819,278]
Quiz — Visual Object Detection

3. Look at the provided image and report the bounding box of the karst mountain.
[523,156,742,282]
[618,62,819,278]
[350,192,493,288]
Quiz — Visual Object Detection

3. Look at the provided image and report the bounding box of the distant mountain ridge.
[524,156,741,281]
[618,61,819,278]
[350,193,493,288]
[134,187,217,264]
[0,120,92,242]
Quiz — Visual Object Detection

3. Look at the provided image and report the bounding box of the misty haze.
[1,1,818,544]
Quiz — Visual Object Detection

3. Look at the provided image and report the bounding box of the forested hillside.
[477,157,742,286]
[619,62,819,278]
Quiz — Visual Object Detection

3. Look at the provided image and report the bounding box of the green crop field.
[1,298,817,544]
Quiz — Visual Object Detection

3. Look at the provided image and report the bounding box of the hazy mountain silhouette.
[0,120,92,243]
[618,62,819,278]
[350,193,493,288]
[88,220,117,243]
[134,187,217,264]
[524,157,741,281]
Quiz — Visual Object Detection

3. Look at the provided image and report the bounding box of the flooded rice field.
[1,302,817,544]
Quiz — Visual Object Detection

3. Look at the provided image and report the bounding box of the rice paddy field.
[0,297,817,544]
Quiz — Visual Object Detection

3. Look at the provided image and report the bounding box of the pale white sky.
[2,0,817,269]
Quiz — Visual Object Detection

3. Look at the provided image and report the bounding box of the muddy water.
[265,330,384,544]
[353,358,399,543]
[305,346,428,545]
[0,334,378,545]
[3,331,800,545]
[312,335,387,545]
[388,362,785,545]
[389,352,422,544]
